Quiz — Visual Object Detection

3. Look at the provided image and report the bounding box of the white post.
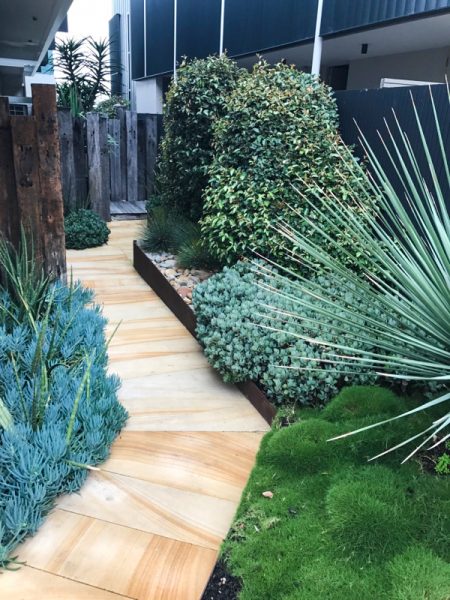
[173,0,178,82]
[311,0,324,77]
[219,0,225,56]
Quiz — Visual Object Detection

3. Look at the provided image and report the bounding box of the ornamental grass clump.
[201,60,372,270]
[256,86,450,461]
[0,239,127,569]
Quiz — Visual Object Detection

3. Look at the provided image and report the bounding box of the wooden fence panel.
[117,107,127,202]
[86,113,110,221]
[138,113,158,200]
[3,85,67,277]
[57,108,160,213]
[10,115,44,264]
[0,97,19,245]
[58,109,77,212]
[108,118,121,203]
[33,85,66,279]
[73,116,88,206]
[126,110,138,203]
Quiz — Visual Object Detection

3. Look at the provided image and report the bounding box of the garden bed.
[133,241,277,424]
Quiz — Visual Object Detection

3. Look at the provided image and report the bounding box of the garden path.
[0,220,269,599]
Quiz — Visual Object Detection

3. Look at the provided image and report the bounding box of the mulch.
[201,560,242,600]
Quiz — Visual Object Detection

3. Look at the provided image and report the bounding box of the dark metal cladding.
[145,0,174,77]
[130,0,145,79]
[178,0,221,64]
[223,0,318,57]
[321,0,450,36]
[335,83,450,212]
[109,13,122,96]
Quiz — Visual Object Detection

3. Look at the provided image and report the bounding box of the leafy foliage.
[65,209,110,250]
[193,261,398,406]
[55,37,116,114]
[156,55,244,221]
[94,95,130,118]
[0,278,127,569]
[0,230,51,325]
[222,387,450,599]
[256,86,450,460]
[201,60,372,268]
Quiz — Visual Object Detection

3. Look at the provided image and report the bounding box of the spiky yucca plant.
[257,85,450,461]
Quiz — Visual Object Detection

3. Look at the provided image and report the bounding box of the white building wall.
[134,77,163,114]
[347,46,450,90]
[112,0,132,99]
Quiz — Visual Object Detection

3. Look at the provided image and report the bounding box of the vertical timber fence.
[0,85,66,278]
[58,109,160,221]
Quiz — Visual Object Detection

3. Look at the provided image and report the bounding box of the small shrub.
[264,419,345,475]
[194,262,384,407]
[322,386,406,422]
[94,95,130,117]
[435,442,450,475]
[156,55,244,221]
[201,60,372,269]
[65,209,110,250]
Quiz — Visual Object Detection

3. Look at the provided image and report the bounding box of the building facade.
[111,0,450,113]
[0,1,72,106]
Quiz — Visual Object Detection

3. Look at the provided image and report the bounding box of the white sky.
[58,0,113,42]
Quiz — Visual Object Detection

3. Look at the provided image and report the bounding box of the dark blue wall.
[178,0,221,62]
[130,0,145,79]
[131,0,450,79]
[322,0,450,35]
[223,0,317,57]
[145,0,174,77]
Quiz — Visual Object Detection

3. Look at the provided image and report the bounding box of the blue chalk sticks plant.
[0,233,127,570]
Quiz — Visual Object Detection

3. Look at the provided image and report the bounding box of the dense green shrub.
[193,262,382,406]
[201,60,372,268]
[0,280,127,569]
[222,387,450,599]
[94,94,130,117]
[157,55,244,221]
[65,209,110,249]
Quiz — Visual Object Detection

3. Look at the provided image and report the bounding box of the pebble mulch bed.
[145,252,213,308]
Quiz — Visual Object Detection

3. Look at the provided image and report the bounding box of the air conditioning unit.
[7,96,32,116]
[380,78,440,88]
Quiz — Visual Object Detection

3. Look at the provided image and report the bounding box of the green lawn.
[222,387,450,600]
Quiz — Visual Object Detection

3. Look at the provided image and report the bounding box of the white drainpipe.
[311,0,324,77]
[219,0,226,56]
[173,0,178,82]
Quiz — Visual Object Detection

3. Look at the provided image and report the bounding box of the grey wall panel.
[322,0,450,35]
[224,0,318,57]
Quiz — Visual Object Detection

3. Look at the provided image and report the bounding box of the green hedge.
[201,61,372,270]
[156,55,244,222]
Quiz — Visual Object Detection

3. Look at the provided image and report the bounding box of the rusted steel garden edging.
[133,241,277,425]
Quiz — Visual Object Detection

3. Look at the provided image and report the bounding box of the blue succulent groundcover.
[0,282,128,569]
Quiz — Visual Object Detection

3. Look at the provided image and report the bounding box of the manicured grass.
[222,386,450,600]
